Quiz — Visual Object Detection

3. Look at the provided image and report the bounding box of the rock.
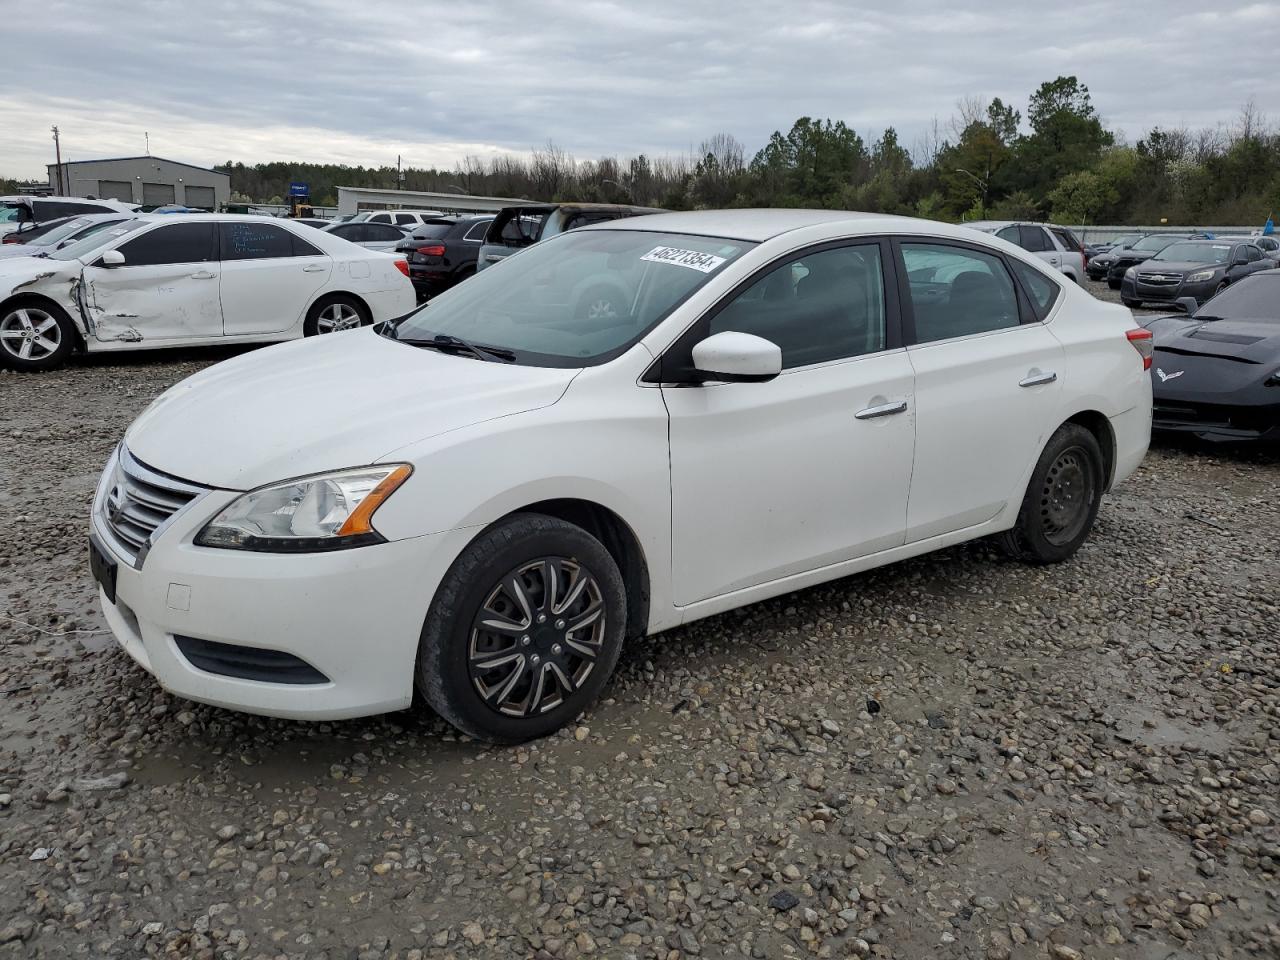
[574,726,589,741]
[820,719,841,735]
[1049,946,1082,960]
[768,890,799,912]
[141,922,164,936]
[216,825,239,840]
[73,771,130,791]
[462,921,484,946]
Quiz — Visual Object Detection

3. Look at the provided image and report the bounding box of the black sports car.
[1142,272,1280,442]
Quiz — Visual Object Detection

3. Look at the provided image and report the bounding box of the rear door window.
[900,242,1021,343]
[1018,225,1052,253]
[995,225,1020,244]
[463,219,492,241]
[394,214,417,225]
[367,224,404,242]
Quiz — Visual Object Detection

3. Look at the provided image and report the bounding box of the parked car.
[1215,234,1280,263]
[319,220,410,252]
[0,214,415,372]
[1141,271,1280,442]
[1120,239,1273,308]
[352,209,444,229]
[0,213,133,260]
[964,220,1086,282]
[0,215,78,246]
[0,195,138,238]
[1083,233,1143,263]
[1090,234,1194,288]
[291,218,332,229]
[394,214,493,300]
[88,209,1152,742]
[476,203,665,273]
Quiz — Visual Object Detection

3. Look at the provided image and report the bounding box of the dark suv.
[394,215,494,300]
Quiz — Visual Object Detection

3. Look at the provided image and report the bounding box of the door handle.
[189,270,216,280]
[1019,370,1058,387]
[302,264,326,273]
[855,399,908,420]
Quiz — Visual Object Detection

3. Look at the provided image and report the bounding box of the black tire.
[303,294,370,337]
[0,298,76,373]
[1107,279,1122,290]
[416,513,627,743]
[1121,297,1142,308]
[998,423,1105,565]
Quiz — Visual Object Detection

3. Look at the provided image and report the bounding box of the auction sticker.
[641,246,727,273]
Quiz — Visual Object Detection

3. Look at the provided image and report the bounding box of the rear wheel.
[998,423,1104,565]
[416,514,627,743]
[304,294,369,336]
[0,300,76,373]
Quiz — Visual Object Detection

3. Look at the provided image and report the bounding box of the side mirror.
[100,249,125,267]
[1176,296,1200,315]
[691,331,782,383]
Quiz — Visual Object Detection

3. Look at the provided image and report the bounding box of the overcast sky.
[3,0,1275,179]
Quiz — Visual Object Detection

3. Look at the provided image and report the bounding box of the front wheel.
[416,514,627,743]
[0,300,76,372]
[998,423,1105,565]
[1121,297,1142,308]
[304,295,369,336]
[1107,279,1122,290]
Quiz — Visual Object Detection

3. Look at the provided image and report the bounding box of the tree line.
[8,76,1274,227]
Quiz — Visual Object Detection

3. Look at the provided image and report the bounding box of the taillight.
[416,244,445,257]
[1126,328,1153,370]
[1,234,21,244]
[393,258,410,277]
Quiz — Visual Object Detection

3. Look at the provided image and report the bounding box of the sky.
[2,0,1276,179]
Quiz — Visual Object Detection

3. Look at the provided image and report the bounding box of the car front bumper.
[1121,274,1219,305]
[1151,399,1280,443]
[91,460,474,720]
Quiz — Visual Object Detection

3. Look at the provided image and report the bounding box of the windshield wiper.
[398,332,516,362]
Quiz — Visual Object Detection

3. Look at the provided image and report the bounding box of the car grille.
[99,447,208,566]
[1137,271,1184,285]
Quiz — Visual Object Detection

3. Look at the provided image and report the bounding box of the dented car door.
[79,222,222,344]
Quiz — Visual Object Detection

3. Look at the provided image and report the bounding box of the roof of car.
[594,208,934,242]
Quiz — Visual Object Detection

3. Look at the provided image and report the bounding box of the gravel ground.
[1,287,1277,959]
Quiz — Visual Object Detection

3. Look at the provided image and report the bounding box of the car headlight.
[195,464,412,552]
[1267,368,1280,386]
[1125,267,1136,278]
[1186,269,1215,282]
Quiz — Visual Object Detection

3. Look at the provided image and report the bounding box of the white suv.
[92,209,1152,742]
[966,220,1087,283]
[353,209,445,229]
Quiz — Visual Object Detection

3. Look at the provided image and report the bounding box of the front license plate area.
[89,533,117,604]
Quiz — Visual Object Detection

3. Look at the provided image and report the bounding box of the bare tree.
[530,141,575,200]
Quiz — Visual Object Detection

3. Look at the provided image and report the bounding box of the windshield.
[29,217,115,247]
[1133,235,1178,252]
[1198,276,1278,321]
[1110,234,1141,247]
[1152,242,1231,263]
[48,219,146,260]
[409,223,452,240]
[391,229,754,367]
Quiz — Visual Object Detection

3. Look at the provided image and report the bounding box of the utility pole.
[51,125,63,194]
[145,131,150,156]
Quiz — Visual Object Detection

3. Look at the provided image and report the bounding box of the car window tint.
[291,232,322,257]
[1018,225,1052,252]
[902,243,1020,344]
[463,220,492,241]
[368,224,403,241]
[116,222,216,265]
[330,223,360,240]
[709,244,886,369]
[1009,260,1059,320]
[369,213,391,224]
[996,226,1019,244]
[1050,228,1080,251]
[220,222,300,260]
[1246,246,1262,262]
[394,214,417,225]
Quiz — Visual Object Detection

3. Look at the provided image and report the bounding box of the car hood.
[1137,259,1224,274]
[125,330,580,490]
[1148,316,1280,366]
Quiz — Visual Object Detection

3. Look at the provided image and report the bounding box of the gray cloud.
[3,0,1275,178]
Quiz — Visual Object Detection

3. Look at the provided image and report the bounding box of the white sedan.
[91,209,1152,742]
[0,214,415,371]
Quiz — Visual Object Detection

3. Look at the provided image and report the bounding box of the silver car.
[965,220,1087,283]
[320,220,410,252]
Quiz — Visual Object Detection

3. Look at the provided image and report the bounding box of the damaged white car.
[0,214,416,372]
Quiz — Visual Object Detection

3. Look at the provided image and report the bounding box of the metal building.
[45,156,231,210]
[336,186,530,216]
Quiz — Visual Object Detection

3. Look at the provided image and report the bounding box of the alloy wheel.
[467,557,606,717]
[0,307,61,361]
[315,302,363,334]
[1039,446,1094,546]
